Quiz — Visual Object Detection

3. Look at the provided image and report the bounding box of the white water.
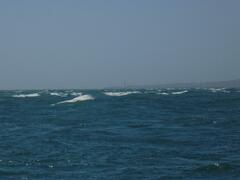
[157,92,169,95]
[171,90,188,95]
[71,92,83,96]
[55,95,94,104]
[13,93,40,98]
[209,88,230,93]
[50,92,68,97]
[104,91,140,97]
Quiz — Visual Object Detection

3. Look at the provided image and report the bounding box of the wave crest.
[171,90,188,95]
[55,95,94,104]
[209,88,230,93]
[50,92,68,97]
[104,91,140,97]
[12,93,40,98]
[71,92,83,96]
[157,92,169,95]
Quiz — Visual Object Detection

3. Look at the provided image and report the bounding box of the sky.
[0,0,240,89]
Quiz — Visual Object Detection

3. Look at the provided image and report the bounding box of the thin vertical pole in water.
[123,81,126,89]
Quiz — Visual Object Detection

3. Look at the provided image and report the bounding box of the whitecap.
[55,94,94,105]
[171,90,188,95]
[104,91,140,97]
[214,162,220,167]
[157,92,169,95]
[12,93,40,98]
[50,92,68,97]
[71,92,82,96]
[50,92,61,96]
[209,88,223,92]
[209,88,230,93]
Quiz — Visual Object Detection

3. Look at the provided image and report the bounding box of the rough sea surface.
[0,88,239,179]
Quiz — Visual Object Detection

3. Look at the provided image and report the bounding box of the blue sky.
[0,0,240,89]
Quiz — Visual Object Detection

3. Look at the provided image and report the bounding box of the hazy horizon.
[1,0,240,89]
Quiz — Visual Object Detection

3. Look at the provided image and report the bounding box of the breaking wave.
[54,95,94,105]
[12,93,40,98]
[157,92,169,95]
[171,90,188,95]
[104,91,140,97]
[209,88,230,93]
[71,92,82,96]
[50,92,68,97]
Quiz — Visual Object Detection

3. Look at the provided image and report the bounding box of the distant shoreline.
[1,79,240,91]
[108,79,240,89]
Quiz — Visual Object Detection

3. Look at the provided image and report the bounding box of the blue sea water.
[0,88,240,179]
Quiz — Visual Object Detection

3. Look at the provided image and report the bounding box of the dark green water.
[0,89,239,179]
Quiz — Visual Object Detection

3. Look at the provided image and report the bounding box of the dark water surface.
[0,89,240,179]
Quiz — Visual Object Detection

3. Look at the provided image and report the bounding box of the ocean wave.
[209,88,230,93]
[50,92,68,97]
[12,93,40,98]
[157,92,169,95]
[71,92,82,96]
[54,94,94,105]
[171,90,188,95]
[104,91,140,97]
[143,89,157,94]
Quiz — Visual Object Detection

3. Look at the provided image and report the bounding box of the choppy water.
[0,88,240,179]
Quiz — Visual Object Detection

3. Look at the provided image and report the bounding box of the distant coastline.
[109,79,240,89]
[1,79,240,91]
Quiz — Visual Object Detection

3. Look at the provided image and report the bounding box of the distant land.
[112,79,240,89]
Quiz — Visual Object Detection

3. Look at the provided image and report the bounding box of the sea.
[0,88,239,179]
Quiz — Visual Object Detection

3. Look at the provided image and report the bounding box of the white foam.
[55,94,94,104]
[71,92,82,96]
[50,92,61,96]
[157,92,169,95]
[104,91,140,97]
[50,92,68,97]
[209,88,223,92]
[12,93,40,98]
[209,88,230,93]
[171,90,188,95]
[214,163,220,167]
